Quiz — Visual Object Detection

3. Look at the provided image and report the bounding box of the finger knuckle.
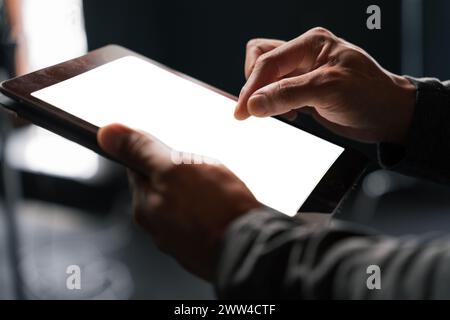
[310,26,333,37]
[254,53,280,77]
[254,52,273,69]
[336,47,367,67]
[307,27,336,48]
[318,67,346,89]
[276,78,297,104]
[246,38,262,49]
[125,133,153,158]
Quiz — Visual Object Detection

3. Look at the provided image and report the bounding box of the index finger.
[235,28,335,120]
[245,38,285,79]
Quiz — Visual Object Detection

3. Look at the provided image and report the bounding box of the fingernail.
[248,94,269,116]
[234,100,245,119]
[234,106,241,118]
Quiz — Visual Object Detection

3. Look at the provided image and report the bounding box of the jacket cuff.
[377,77,450,182]
[213,206,294,299]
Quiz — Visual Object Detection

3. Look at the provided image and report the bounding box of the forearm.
[215,208,450,299]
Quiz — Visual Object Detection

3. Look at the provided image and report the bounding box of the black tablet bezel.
[0,45,368,214]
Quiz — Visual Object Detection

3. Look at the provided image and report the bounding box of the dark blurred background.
[0,0,449,299]
[84,0,402,96]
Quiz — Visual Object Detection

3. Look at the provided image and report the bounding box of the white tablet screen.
[31,56,344,216]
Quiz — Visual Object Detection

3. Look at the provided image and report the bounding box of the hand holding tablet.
[0,45,367,216]
[98,122,262,280]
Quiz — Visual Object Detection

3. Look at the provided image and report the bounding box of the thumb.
[246,70,322,118]
[97,123,172,174]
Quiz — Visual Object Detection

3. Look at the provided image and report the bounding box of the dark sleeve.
[378,77,450,184]
[215,208,450,299]
[214,77,450,299]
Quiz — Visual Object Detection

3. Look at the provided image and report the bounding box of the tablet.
[0,45,367,216]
